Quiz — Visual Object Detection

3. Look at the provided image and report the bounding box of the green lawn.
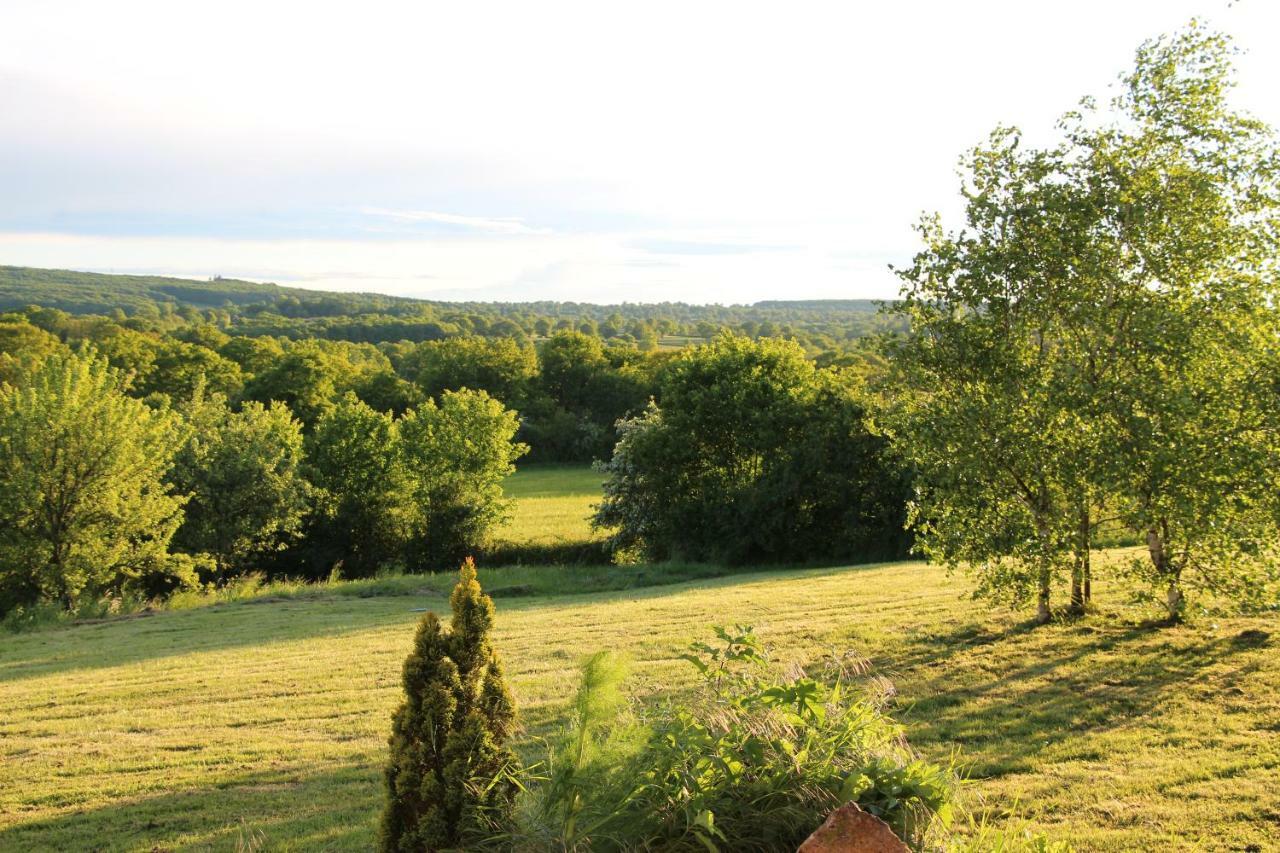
[2,559,1277,850]
[1,469,1277,851]
[496,464,607,547]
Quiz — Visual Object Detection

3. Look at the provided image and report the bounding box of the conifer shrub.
[379,558,519,852]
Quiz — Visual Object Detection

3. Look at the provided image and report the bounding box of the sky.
[1,0,1277,305]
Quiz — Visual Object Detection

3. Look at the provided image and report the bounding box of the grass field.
[1,468,1278,851]
[496,464,607,547]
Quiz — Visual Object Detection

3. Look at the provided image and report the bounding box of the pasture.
[0,467,1277,851]
[496,464,606,548]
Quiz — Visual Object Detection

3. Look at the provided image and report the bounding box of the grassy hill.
[1,468,1277,851]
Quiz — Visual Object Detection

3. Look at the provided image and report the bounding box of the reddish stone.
[797,803,908,853]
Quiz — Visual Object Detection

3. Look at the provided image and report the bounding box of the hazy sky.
[2,1,1277,304]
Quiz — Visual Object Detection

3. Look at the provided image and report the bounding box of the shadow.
[885,617,1269,780]
[0,560,909,686]
[0,764,380,852]
[0,594,424,686]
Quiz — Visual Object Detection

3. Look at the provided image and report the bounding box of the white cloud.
[358,208,550,235]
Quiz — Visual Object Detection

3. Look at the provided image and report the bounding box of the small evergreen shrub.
[379,558,519,852]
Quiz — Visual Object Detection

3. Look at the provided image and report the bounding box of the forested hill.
[0,265,900,347]
[0,266,417,315]
[752,299,880,312]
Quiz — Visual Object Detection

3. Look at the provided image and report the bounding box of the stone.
[797,802,908,853]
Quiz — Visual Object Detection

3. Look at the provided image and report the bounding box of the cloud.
[628,238,795,256]
[358,207,550,236]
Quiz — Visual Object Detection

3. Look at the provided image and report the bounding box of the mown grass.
[496,464,607,547]
[1,557,1277,851]
[2,468,1277,850]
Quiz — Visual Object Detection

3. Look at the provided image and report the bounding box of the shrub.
[380,559,520,852]
[521,626,956,851]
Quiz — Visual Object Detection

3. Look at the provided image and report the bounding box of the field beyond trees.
[496,465,605,548]
[1,506,1276,850]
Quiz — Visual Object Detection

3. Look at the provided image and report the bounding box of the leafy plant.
[520,626,956,852]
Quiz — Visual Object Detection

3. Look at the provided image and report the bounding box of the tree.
[1081,26,1280,619]
[170,392,310,577]
[355,368,423,418]
[0,350,189,613]
[137,339,244,402]
[410,336,537,410]
[0,318,65,385]
[304,395,414,577]
[595,335,909,564]
[399,390,527,567]
[219,335,285,374]
[243,345,339,428]
[538,331,608,413]
[532,331,653,462]
[884,23,1280,621]
[380,559,518,851]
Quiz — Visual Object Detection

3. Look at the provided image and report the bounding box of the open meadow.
[1,467,1277,851]
[495,464,605,548]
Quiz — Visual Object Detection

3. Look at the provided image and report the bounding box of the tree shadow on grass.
[886,616,1270,779]
[0,595,424,686]
[1,560,903,685]
[0,763,381,852]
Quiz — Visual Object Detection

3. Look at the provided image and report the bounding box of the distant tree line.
[0,265,902,353]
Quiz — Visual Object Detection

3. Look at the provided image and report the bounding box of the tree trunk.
[1036,567,1052,624]
[1166,578,1184,622]
[1034,514,1053,623]
[1070,503,1091,613]
[1147,522,1181,622]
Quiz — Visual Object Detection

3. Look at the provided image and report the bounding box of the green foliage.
[301,390,526,577]
[410,336,538,408]
[884,22,1280,621]
[595,334,910,564]
[380,559,519,852]
[518,626,955,852]
[0,317,65,384]
[524,331,657,463]
[136,338,244,402]
[355,368,423,417]
[169,391,310,576]
[1088,25,1280,620]
[0,349,189,613]
[305,395,415,577]
[242,344,340,428]
[399,389,527,567]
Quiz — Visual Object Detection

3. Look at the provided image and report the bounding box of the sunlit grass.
[1,554,1276,851]
[496,464,607,547]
